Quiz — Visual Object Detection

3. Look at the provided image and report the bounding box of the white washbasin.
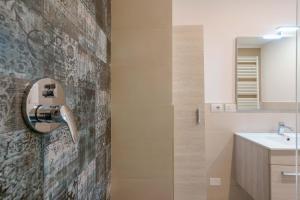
[235,132,300,150]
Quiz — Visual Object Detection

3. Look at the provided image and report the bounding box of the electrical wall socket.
[225,103,237,112]
[211,104,224,112]
[209,177,222,186]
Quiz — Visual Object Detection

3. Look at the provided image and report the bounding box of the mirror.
[235,36,296,111]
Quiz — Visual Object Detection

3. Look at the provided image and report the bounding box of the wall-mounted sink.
[235,132,299,150]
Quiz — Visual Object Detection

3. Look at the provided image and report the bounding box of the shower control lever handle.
[33,105,78,143]
[60,105,78,144]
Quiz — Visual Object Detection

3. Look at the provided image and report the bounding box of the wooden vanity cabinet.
[235,135,297,200]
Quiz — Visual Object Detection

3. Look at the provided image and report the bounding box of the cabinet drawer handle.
[281,172,300,176]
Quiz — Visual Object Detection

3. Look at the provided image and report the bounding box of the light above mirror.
[276,26,299,33]
[262,26,299,40]
[262,34,282,40]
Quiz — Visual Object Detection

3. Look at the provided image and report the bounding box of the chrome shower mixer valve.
[22,78,78,143]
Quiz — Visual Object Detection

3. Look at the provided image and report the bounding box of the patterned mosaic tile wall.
[0,0,111,199]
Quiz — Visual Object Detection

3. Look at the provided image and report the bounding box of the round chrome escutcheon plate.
[22,78,66,134]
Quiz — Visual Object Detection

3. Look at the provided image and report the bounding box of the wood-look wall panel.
[173,26,204,106]
[112,105,174,179]
[112,28,172,68]
[112,64,172,105]
[111,178,173,200]
[111,0,173,199]
[112,0,171,29]
[173,26,206,200]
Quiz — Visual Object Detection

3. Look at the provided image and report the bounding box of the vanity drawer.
[270,150,296,165]
[271,165,297,200]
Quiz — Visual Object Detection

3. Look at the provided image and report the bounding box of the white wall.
[261,38,296,102]
[173,0,296,103]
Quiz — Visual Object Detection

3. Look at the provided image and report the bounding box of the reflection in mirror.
[236,36,296,111]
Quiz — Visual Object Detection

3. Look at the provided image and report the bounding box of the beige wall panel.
[111,64,172,105]
[173,26,206,200]
[174,106,206,200]
[111,105,174,200]
[260,102,296,112]
[205,107,296,133]
[112,0,173,199]
[173,26,204,106]
[112,0,172,29]
[174,106,205,159]
[111,178,173,200]
[112,105,173,179]
[112,28,172,67]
